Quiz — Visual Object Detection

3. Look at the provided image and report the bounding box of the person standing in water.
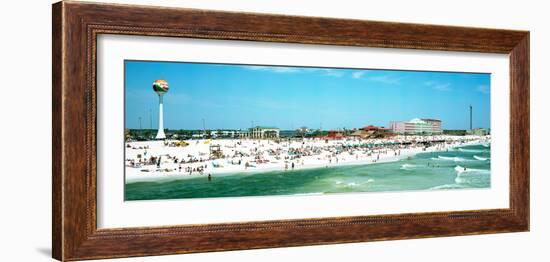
[208,174,212,181]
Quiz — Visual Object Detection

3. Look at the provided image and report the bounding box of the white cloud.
[424,81,451,91]
[240,65,300,73]
[322,69,344,77]
[477,85,490,94]
[352,71,365,79]
[367,75,401,85]
[432,83,451,91]
[240,65,345,77]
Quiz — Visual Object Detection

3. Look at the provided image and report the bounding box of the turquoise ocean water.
[125,144,490,201]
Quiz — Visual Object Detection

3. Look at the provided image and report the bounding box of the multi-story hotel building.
[239,126,280,139]
[421,119,443,134]
[389,118,443,135]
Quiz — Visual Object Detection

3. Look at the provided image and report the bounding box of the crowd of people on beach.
[125,135,490,181]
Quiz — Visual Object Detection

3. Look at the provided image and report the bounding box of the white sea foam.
[455,165,466,173]
[293,192,324,196]
[454,165,490,184]
[400,164,418,170]
[473,155,489,161]
[454,165,490,174]
[429,184,466,190]
[458,148,486,153]
[437,156,469,162]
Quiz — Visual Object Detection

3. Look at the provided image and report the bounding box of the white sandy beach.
[125,135,490,182]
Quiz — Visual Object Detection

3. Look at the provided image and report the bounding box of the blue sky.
[125,60,490,130]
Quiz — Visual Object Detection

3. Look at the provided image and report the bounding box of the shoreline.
[125,137,488,183]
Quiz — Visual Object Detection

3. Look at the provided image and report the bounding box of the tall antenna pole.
[469,105,473,130]
[139,117,142,130]
[202,118,206,134]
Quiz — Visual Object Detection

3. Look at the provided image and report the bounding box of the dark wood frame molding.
[52,1,530,261]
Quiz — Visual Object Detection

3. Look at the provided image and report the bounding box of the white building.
[390,118,442,135]
[239,126,280,139]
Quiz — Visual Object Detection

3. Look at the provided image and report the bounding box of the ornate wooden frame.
[52,1,529,261]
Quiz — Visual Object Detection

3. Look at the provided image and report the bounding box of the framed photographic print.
[52,1,529,261]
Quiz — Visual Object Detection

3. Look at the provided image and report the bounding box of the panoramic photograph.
[123,60,491,201]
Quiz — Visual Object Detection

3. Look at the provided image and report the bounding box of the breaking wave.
[335,178,374,187]
[473,155,489,161]
[293,192,324,196]
[400,164,418,170]
[454,165,491,186]
[458,148,486,153]
[454,165,490,174]
[429,184,467,190]
[433,156,470,162]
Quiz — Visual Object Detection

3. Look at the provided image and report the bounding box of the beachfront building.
[468,128,490,136]
[351,125,394,138]
[295,126,311,137]
[213,130,240,138]
[326,130,345,139]
[389,118,443,135]
[239,126,280,139]
[421,119,443,134]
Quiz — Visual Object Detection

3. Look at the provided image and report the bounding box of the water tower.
[152,79,169,139]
